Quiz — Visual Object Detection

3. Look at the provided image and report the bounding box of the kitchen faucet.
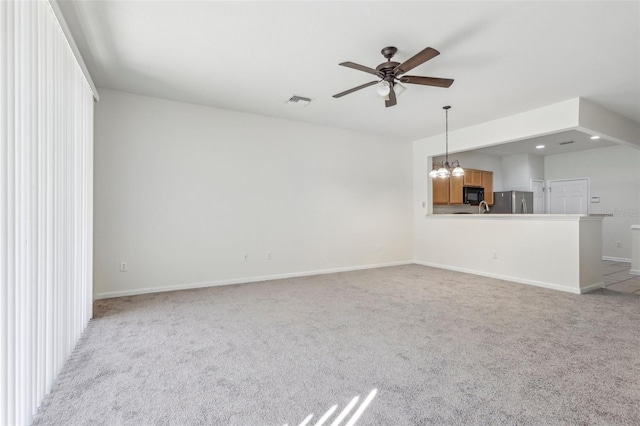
[479,200,490,214]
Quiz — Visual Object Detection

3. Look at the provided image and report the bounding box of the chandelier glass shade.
[430,160,464,178]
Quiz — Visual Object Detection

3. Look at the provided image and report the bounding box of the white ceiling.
[58,1,639,143]
[469,129,618,157]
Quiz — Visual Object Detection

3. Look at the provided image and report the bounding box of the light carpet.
[33,264,640,425]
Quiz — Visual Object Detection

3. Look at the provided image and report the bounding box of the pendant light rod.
[443,105,450,165]
[428,105,464,179]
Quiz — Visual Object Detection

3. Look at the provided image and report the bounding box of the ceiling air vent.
[559,140,574,145]
[286,95,311,106]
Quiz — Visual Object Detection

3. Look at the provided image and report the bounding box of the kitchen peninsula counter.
[427,214,607,220]
[416,214,604,294]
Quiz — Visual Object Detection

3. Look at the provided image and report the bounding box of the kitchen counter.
[415,214,604,294]
[428,214,606,221]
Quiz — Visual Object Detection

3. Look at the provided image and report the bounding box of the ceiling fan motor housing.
[378,46,399,82]
[376,61,400,82]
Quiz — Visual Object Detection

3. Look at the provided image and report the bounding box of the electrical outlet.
[492,251,498,259]
[266,251,272,260]
[616,241,622,248]
[243,254,248,261]
[120,262,128,272]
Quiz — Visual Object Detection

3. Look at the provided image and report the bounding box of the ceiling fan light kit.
[333,46,454,107]
[376,81,391,97]
[393,82,407,97]
[429,106,464,179]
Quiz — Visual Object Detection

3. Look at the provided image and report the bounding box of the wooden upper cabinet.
[463,169,483,187]
[449,175,464,204]
[432,176,450,205]
[432,168,494,206]
[482,171,494,205]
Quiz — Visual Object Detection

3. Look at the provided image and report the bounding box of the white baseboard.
[602,256,632,263]
[630,269,640,276]
[94,260,413,300]
[579,281,605,294]
[412,260,587,294]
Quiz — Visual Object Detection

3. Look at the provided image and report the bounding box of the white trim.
[412,260,600,295]
[579,281,606,294]
[602,256,632,263]
[530,178,545,214]
[94,260,413,299]
[47,0,99,101]
[630,269,640,276]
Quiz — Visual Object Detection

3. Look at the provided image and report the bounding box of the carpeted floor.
[33,264,640,425]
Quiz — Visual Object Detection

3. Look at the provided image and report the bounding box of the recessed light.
[536,145,545,149]
[590,135,600,140]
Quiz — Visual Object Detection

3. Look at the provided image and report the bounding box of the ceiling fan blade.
[394,47,440,75]
[385,85,397,107]
[332,80,379,98]
[400,75,454,88]
[339,62,383,77]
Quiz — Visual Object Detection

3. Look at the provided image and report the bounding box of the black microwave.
[463,187,484,205]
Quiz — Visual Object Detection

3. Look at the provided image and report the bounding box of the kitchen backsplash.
[433,204,477,214]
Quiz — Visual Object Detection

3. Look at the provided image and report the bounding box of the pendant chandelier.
[428,106,464,178]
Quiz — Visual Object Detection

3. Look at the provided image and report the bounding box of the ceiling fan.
[333,46,454,108]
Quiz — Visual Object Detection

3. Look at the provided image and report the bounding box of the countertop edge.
[425,214,607,221]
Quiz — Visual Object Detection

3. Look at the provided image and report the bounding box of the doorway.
[548,178,590,214]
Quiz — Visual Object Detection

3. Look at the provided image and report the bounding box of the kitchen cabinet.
[482,171,494,205]
[432,176,450,205]
[433,175,465,205]
[464,169,483,187]
[450,175,464,204]
[432,168,494,207]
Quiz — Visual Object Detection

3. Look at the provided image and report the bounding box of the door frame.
[547,177,591,214]
[530,179,545,214]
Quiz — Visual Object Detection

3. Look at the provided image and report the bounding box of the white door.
[548,178,589,214]
[530,179,545,214]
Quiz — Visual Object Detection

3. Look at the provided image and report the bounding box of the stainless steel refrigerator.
[492,191,534,214]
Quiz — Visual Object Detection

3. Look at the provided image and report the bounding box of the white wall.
[94,90,412,298]
[545,144,640,260]
[501,153,544,192]
[578,99,640,148]
[530,154,544,182]
[415,215,604,294]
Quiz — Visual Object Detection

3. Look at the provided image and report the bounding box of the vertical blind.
[1,1,94,425]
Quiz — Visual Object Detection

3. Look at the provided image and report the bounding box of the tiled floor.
[602,260,640,295]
